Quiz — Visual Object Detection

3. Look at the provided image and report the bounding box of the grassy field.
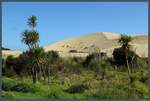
[2,65,148,99]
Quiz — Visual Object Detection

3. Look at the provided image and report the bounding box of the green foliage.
[65,84,89,94]
[136,58,147,69]
[4,56,17,77]
[131,80,148,98]
[47,85,65,99]
[2,91,45,99]
[83,53,100,67]
[2,77,18,91]
[3,54,30,77]
[21,30,39,49]
[27,15,37,29]
[62,57,83,74]
[92,87,128,99]
[31,47,46,61]
[113,47,138,67]
[2,77,38,93]
[46,50,60,64]
[118,34,132,49]
[72,57,83,64]
[11,83,38,93]
[2,64,148,99]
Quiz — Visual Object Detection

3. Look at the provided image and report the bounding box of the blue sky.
[2,2,148,51]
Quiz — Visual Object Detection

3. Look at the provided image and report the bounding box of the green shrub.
[83,53,100,67]
[11,83,37,93]
[131,80,148,98]
[92,87,128,99]
[139,70,148,83]
[3,53,31,77]
[2,91,15,99]
[65,84,89,94]
[113,47,138,67]
[136,58,147,69]
[46,50,60,64]
[2,77,38,93]
[2,91,45,99]
[2,77,17,91]
[72,57,84,64]
[47,85,64,99]
[63,57,82,74]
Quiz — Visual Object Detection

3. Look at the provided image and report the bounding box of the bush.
[2,91,15,99]
[83,53,111,73]
[92,87,128,99]
[113,47,138,67]
[131,80,148,98]
[63,57,82,74]
[3,53,31,77]
[2,77,18,91]
[136,58,147,69]
[4,56,17,77]
[65,84,89,94]
[72,57,83,63]
[83,53,101,67]
[47,85,64,99]
[46,50,60,64]
[2,77,38,93]
[11,83,37,93]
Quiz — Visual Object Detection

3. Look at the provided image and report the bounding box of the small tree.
[117,35,132,80]
[115,34,134,98]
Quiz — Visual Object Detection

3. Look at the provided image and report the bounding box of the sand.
[44,32,148,58]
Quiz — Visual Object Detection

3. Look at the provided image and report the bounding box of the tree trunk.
[32,66,38,83]
[126,52,132,98]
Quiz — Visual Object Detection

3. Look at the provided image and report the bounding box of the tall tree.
[118,34,132,77]
[21,15,45,83]
[118,34,132,98]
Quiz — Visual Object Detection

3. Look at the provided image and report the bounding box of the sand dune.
[2,50,22,59]
[44,32,148,58]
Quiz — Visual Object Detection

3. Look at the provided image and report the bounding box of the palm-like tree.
[21,30,30,48]
[118,34,132,97]
[118,34,132,50]
[30,47,47,83]
[21,15,45,83]
[118,34,132,75]
[21,30,39,50]
[28,15,37,30]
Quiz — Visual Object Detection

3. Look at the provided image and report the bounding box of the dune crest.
[44,32,148,58]
[2,50,22,59]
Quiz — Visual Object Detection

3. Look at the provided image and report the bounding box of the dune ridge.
[2,32,148,58]
[44,32,148,58]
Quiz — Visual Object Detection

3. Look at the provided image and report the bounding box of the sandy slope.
[44,32,148,58]
[2,50,22,59]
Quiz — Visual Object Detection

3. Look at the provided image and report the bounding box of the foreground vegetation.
[2,62,148,99]
[2,55,148,99]
[2,15,148,99]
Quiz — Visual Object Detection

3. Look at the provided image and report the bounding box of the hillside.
[44,32,148,58]
[2,50,22,59]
